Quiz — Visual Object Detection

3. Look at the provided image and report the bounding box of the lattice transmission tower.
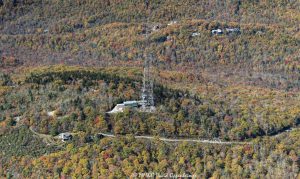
[141,53,155,112]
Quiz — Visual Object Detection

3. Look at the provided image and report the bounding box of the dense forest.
[0,0,299,178]
[1,130,299,178]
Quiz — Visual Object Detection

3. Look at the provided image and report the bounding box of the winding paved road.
[98,132,252,145]
[30,126,299,146]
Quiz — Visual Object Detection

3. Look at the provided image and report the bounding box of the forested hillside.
[1,0,299,34]
[0,0,299,178]
[0,65,299,178]
[1,130,299,178]
[1,1,299,92]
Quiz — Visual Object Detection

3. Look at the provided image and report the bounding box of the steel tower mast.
[141,7,155,112]
[141,53,155,111]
